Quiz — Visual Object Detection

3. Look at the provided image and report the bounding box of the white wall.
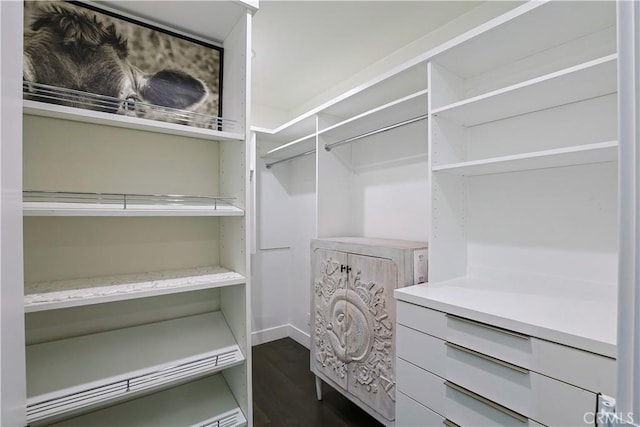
[252,141,315,347]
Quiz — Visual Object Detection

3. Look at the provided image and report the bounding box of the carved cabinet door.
[311,249,349,391]
[345,253,397,421]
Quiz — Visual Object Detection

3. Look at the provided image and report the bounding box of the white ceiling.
[251,1,482,115]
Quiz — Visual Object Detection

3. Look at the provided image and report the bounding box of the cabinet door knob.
[340,265,352,273]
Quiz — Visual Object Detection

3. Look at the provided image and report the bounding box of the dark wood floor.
[252,338,383,427]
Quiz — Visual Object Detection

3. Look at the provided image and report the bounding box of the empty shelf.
[432,55,617,127]
[25,266,245,312]
[26,312,245,424]
[23,191,243,217]
[432,141,618,176]
[24,98,244,142]
[48,374,246,427]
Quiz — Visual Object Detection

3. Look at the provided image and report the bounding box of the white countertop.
[395,274,617,358]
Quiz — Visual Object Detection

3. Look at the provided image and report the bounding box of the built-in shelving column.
[0,1,27,425]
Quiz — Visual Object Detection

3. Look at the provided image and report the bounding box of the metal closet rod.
[264,113,428,168]
[265,148,316,169]
[324,113,429,152]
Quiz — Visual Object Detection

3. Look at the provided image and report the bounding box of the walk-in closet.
[1,1,639,426]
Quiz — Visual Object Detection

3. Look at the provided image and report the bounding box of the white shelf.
[25,266,245,313]
[49,374,247,427]
[262,133,316,163]
[320,62,428,120]
[262,89,429,168]
[432,55,617,127]
[26,312,245,424]
[431,1,615,80]
[432,141,618,176]
[23,202,244,217]
[319,89,428,141]
[24,100,244,143]
[395,272,617,358]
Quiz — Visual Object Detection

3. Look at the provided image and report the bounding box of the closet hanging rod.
[265,148,316,169]
[324,114,428,152]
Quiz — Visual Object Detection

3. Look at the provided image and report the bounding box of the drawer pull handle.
[444,381,528,424]
[443,420,460,427]
[445,342,529,374]
[446,314,529,340]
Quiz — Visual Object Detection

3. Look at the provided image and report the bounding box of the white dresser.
[311,237,428,426]
[395,283,617,427]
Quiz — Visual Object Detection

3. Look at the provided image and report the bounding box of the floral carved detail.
[314,257,348,380]
[349,271,395,402]
[313,257,394,402]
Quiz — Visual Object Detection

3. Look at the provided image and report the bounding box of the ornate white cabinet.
[310,237,427,426]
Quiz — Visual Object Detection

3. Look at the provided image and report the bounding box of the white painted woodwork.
[396,358,446,416]
[24,266,244,313]
[396,392,444,427]
[23,202,244,217]
[444,383,534,427]
[13,2,255,425]
[0,1,27,425]
[26,312,243,423]
[446,314,533,370]
[396,325,445,378]
[429,1,615,97]
[616,0,640,416]
[396,279,616,359]
[395,301,446,340]
[396,299,615,426]
[446,343,596,426]
[432,141,618,176]
[253,1,624,426]
[24,101,244,142]
[432,55,617,127]
[311,238,427,425]
[48,374,246,427]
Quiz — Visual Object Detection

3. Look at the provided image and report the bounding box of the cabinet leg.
[315,375,323,401]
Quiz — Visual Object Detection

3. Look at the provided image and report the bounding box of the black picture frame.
[23,0,224,129]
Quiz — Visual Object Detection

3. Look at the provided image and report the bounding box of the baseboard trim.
[287,324,310,349]
[251,323,310,349]
[251,324,288,346]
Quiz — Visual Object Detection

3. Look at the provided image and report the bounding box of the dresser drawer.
[397,392,445,427]
[445,341,531,416]
[445,381,542,427]
[397,325,445,376]
[397,301,446,339]
[445,342,597,425]
[446,314,533,369]
[531,338,616,396]
[397,357,445,416]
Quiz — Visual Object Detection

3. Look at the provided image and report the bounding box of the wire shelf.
[26,348,244,423]
[23,81,236,131]
[23,190,236,210]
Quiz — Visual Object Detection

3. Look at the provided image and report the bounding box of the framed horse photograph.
[23,1,224,129]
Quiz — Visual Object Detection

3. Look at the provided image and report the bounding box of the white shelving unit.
[0,1,255,425]
[48,375,247,427]
[27,312,243,423]
[24,266,245,312]
[253,1,622,425]
[432,140,618,176]
[395,1,618,425]
[432,54,617,127]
